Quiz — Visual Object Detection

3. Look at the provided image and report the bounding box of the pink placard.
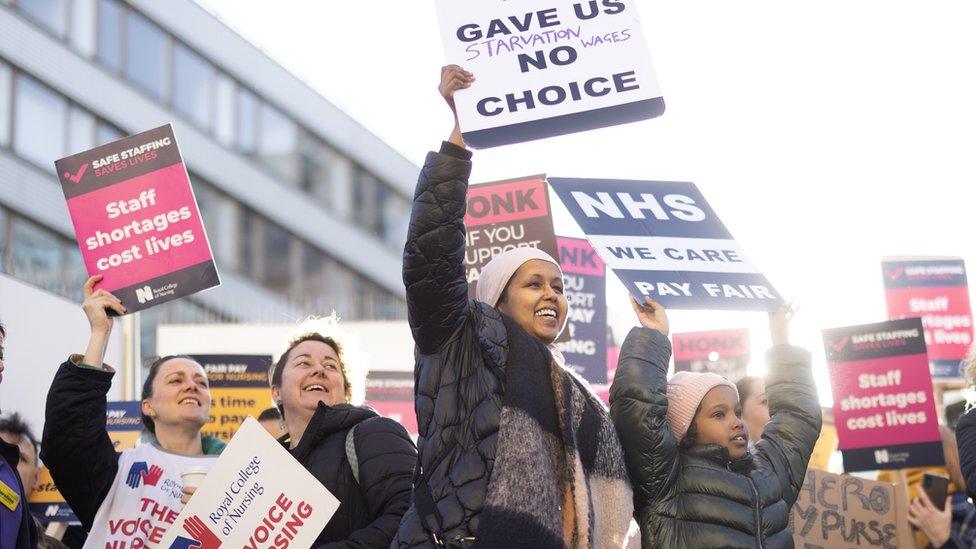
[66,163,212,290]
[830,353,940,450]
[557,236,605,277]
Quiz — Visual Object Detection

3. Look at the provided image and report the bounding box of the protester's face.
[273,340,347,423]
[741,378,770,442]
[496,260,568,344]
[0,432,38,492]
[142,359,211,430]
[692,386,748,460]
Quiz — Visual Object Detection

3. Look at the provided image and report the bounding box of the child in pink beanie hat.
[665,370,740,445]
[610,297,822,548]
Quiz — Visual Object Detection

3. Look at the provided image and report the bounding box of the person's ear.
[141,399,155,419]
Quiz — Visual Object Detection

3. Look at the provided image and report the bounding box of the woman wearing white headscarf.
[393,65,633,549]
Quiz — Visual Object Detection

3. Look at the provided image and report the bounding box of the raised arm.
[610,297,679,510]
[753,306,822,507]
[40,276,126,530]
[402,66,476,354]
[316,418,418,548]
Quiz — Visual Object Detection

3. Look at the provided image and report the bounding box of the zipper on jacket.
[745,474,766,549]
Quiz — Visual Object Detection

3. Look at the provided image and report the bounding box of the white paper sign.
[435,0,664,148]
[156,417,339,549]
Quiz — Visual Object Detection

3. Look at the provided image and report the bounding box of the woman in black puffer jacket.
[611,299,821,548]
[269,316,417,548]
[393,66,633,548]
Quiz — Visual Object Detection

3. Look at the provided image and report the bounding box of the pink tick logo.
[829,336,851,354]
[63,163,88,184]
[885,267,904,281]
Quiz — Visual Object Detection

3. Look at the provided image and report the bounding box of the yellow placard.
[808,423,837,471]
[28,467,64,504]
[202,387,274,441]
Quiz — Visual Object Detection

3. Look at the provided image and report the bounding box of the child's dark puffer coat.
[610,327,822,548]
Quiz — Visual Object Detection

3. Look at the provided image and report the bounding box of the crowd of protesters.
[0,65,972,549]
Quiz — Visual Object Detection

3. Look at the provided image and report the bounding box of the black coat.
[610,328,822,549]
[394,143,509,548]
[286,403,416,548]
[0,437,37,549]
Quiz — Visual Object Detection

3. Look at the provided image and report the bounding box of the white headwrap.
[474,247,569,367]
[475,247,563,307]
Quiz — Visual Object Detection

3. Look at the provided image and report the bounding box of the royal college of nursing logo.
[170,516,222,549]
[125,461,164,489]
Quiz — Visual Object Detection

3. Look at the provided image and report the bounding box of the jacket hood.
[287,402,378,460]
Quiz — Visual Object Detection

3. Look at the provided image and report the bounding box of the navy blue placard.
[550,177,782,311]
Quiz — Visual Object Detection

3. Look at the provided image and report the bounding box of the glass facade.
[172,44,214,131]
[12,73,66,169]
[16,0,68,38]
[124,9,169,101]
[2,3,412,352]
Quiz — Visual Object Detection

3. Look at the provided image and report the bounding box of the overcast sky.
[196,0,976,402]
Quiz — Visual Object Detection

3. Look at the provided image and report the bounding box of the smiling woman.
[40,277,226,548]
[267,315,416,547]
[394,66,634,548]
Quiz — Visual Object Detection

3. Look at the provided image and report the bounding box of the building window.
[64,246,87,301]
[0,207,8,273]
[13,73,66,169]
[96,120,123,145]
[125,9,169,101]
[172,43,213,131]
[257,102,298,181]
[16,0,68,38]
[214,73,235,147]
[298,131,333,204]
[0,60,10,148]
[67,105,95,155]
[9,216,64,294]
[383,195,411,248]
[96,0,122,72]
[69,0,97,58]
[236,87,258,155]
[261,219,296,295]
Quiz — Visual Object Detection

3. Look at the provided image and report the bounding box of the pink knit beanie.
[666,371,739,442]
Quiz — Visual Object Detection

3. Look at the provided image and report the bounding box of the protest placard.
[549,178,782,311]
[30,401,144,523]
[672,329,750,381]
[194,355,273,441]
[790,469,914,549]
[365,371,418,437]
[435,0,664,148]
[824,317,944,472]
[107,400,144,451]
[882,257,974,380]
[55,124,219,314]
[157,417,339,549]
[808,423,838,472]
[465,175,558,296]
[554,237,608,383]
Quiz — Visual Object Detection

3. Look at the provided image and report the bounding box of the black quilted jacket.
[610,328,822,549]
[394,143,509,547]
[285,403,416,548]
